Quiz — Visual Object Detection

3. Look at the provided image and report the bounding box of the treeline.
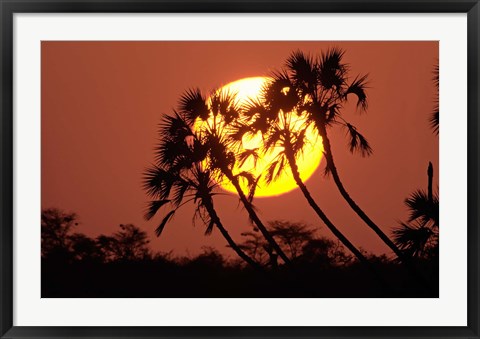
[42,208,437,297]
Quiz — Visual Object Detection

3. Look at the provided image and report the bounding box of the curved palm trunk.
[283,149,369,266]
[203,199,262,270]
[320,129,433,290]
[225,172,291,265]
[321,128,407,261]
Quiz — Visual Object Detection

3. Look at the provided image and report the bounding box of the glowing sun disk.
[197,77,323,198]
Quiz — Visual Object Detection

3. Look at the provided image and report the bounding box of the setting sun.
[196,77,323,197]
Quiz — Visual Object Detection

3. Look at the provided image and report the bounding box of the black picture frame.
[1,0,478,338]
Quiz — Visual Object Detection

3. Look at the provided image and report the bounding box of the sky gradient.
[41,41,439,259]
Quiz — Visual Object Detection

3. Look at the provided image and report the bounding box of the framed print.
[0,0,479,338]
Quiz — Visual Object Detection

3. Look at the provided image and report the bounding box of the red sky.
[41,41,438,259]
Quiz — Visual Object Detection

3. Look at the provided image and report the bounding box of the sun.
[197,77,323,198]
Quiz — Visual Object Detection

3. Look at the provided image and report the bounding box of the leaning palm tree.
[175,89,291,264]
[235,97,370,266]
[258,49,407,262]
[143,113,260,269]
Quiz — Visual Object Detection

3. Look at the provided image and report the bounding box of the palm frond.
[430,110,439,135]
[264,156,286,185]
[178,88,210,123]
[209,89,240,124]
[265,160,279,185]
[405,189,439,226]
[155,210,176,237]
[242,97,268,118]
[263,70,299,113]
[292,129,306,157]
[323,162,331,177]
[274,157,286,182]
[345,74,369,111]
[286,50,317,95]
[171,180,190,207]
[204,218,215,235]
[228,121,254,144]
[318,47,347,90]
[238,148,260,167]
[144,199,171,220]
[247,175,261,203]
[344,123,373,157]
[159,112,193,142]
[325,103,341,125]
[392,222,434,257]
[155,137,192,167]
[143,165,178,199]
[236,171,256,189]
[263,128,283,152]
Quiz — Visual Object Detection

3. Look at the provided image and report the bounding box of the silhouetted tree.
[393,162,439,258]
[236,71,370,266]
[170,88,290,264]
[188,247,225,269]
[301,237,353,268]
[41,208,78,260]
[268,220,315,259]
[97,224,151,262]
[239,221,354,268]
[143,113,261,269]
[250,49,407,263]
[69,233,103,262]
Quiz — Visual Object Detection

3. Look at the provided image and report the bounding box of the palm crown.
[145,87,291,264]
[245,49,415,265]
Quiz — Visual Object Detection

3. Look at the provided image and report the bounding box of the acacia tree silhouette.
[175,88,291,264]
[143,113,261,269]
[97,224,151,262]
[256,49,407,263]
[234,97,369,265]
[41,208,79,260]
[239,220,316,264]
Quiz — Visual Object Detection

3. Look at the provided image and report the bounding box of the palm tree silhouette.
[236,94,370,265]
[180,89,290,263]
[393,162,439,258]
[257,49,407,262]
[143,113,261,269]
[176,88,291,264]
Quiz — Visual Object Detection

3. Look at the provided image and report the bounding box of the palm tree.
[143,113,261,270]
[176,88,291,264]
[257,49,407,263]
[236,98,370,266]
[393,162,439,258]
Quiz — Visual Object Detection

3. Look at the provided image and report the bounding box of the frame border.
[1,0,478,338]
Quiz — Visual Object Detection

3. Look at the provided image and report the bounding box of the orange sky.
[41,41,438,259]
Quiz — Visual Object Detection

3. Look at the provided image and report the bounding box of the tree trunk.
[283,148,394,290]
[283,149,369,266]
[428,162,433,204]
[321,127,408,261]
[320,128,432,289]
[203,199,262,270]
[226,172,291,265]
